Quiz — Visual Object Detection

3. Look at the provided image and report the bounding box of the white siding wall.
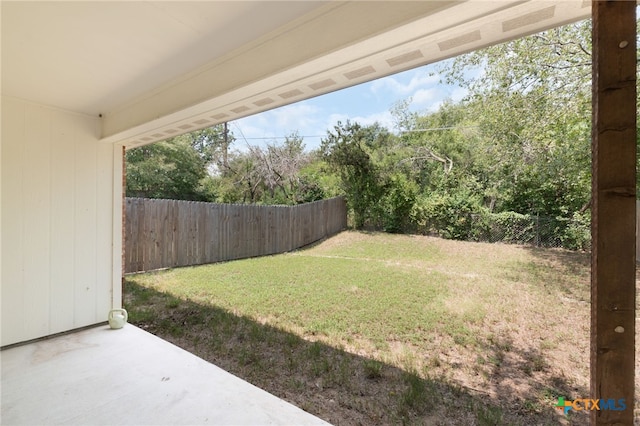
[1,97,121,346]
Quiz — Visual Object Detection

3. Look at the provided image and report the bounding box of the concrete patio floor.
[1,324,330,425]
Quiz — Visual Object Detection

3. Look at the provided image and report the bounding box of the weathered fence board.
[125,197,347,273]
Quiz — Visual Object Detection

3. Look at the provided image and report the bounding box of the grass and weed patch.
[126,231,598,425]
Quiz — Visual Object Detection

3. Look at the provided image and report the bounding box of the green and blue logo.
[555,397,626,414]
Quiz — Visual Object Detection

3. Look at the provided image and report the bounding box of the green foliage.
[125,20,640,251]
[472,211,539,244]
[209,133,327,205]
[465,210,591,249]
[321,121,386,228]
[434,21,595,217]
[411,191,479,240]
[559,211,591,251]
[126,128,331,205]
[126,125,230,201]
[300,159,341,200]
[379,173,418,233]
[126,135,208,200]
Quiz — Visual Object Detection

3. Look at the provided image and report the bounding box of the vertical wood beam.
[591,1,636,424]
[121,145,126,308]
[111,143,125,310]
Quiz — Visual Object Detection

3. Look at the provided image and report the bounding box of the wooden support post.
[121,145,126,308]
[591,1,636,424]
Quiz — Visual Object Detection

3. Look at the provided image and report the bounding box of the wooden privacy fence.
[125,197,347,273]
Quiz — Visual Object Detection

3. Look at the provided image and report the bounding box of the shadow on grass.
[524,247,640,421]
[125,278,586,425]
[512,247,591,303]
[474,332,589,425]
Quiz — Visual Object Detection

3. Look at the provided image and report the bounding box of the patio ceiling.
[1,1,591,148]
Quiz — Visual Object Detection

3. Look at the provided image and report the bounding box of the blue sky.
[230,61,468,151]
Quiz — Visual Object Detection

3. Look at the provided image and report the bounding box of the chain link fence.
[468,212,591,251]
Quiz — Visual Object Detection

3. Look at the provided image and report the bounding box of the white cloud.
[227,65,469,152]
[410,88,438,107]
[325,113,351,129]
[324,111,394,133]
[229,121,275,151]
[370,71,439,97]
[450,86,468,102]
[408,86,468,114]
[269,102,321,129]
[232,102,320,137]
[426,100,444,113]
[352,111,394,129]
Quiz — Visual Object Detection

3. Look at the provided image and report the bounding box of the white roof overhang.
[1,1,591,148]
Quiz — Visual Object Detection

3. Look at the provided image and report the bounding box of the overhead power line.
[232,135,326,140]
[400,125,479,133]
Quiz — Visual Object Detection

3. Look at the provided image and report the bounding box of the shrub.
[410,192,478,240]
[380,174,418,233]
[560,211,591,251]
[469,210,591,250]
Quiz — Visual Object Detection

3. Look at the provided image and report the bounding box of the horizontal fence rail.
[125,197,347,273]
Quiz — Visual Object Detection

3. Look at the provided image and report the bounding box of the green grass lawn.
[126,231,605,425]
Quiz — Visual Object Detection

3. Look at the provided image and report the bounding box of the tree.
[321,121,386,228]
[126,135,207,200]
[248,133,321,204]
[126,124,230,201]
[204,132,326,205]
[187,126,229,164]
[434,20,595,217]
